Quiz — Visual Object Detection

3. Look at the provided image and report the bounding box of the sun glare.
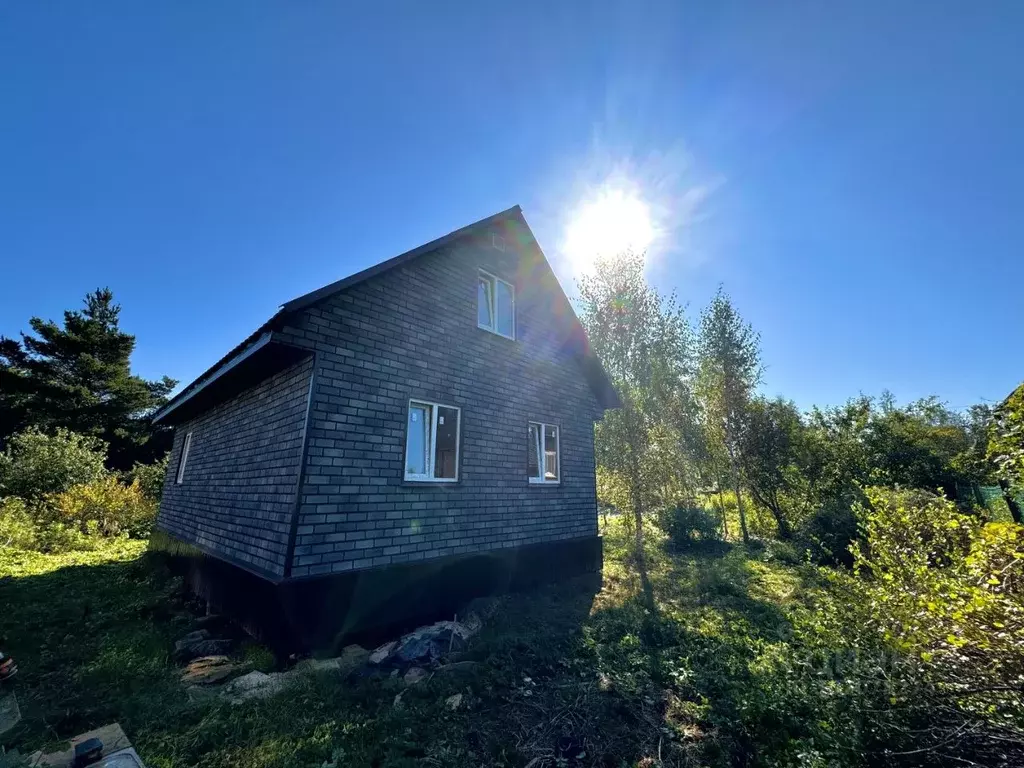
[563,187,655,272]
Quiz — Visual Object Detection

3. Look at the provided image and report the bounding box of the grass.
[0,524,874,767]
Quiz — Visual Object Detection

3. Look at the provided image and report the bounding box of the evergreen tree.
[0,288,176,468]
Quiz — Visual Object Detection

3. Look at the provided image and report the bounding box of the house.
[150,206,620,650]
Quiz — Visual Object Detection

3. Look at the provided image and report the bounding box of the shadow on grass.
[0,552,193,753]
[0,535,818,768]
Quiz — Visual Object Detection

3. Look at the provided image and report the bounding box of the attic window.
[491,233,505,251]
[477,270,515,339]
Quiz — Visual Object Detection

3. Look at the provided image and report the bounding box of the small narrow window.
[405,400,461,482]
[528,422,560,484]
[492,233,506,251]
[175,431,193,485]
[477,270,515,339]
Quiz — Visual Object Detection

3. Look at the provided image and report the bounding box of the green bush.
[657,504,721,548]
[0,496,38,550]
[851,486,1024,739]
[799,495,860,567]
[0,428,108,501]
[125,457,168,501]
[46,476,157,538]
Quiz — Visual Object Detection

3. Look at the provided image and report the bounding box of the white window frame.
[477,270,515,340]
[175,431,193,485]
[404,400,461,483]
[528,421,560,485]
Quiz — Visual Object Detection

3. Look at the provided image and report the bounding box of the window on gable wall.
[405,400,460,481]
[528,422,560,483]
[477,270,515,339]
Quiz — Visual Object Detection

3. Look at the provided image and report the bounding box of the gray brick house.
[150,206,619,649]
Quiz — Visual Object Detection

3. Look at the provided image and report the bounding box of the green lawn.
[1,526,869,767]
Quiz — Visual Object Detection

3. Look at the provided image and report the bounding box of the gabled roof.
[153,206,620,423]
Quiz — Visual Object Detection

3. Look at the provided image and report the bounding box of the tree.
[578,253,695,558]
[0,289,176,468]
[739,396,805,539]
[989,383,1024,524]
[696,288,761,544]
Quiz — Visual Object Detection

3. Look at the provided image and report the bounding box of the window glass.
[434,406,459,479]
[544,425,559,481]
[406,403,431,477]
[175,432,192,484]
[528,423,540,478]
[477,277,493,328]
[495,279,514,337]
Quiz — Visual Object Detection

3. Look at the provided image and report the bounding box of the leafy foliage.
[990,383,1024,492]
[125,456,169,502]
[0,427,108,500]
[46,476,158,538]
[657,504,721,549]
[578,252,697,554]
[697,288,761,544]
[851,487,1024,743]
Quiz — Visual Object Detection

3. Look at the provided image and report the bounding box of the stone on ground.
[180,655,240,685]
[221,670,287,704]
[369,640,397,665]
[445,693,463,710]
[393,620,474,663]
[174,628,232,662]
[403,666,427,685]
[296,644,369,676]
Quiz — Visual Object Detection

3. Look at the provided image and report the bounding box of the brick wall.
[275,225,604,578]
[156,357,313,577]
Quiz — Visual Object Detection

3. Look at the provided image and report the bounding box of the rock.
[393,690,405,708]
[460,612,483,637]
[369,640,397,665]
[221,671,287,704]
[436,660,480,676]
[180,655,240,685]
[394,620,473,664]
[177,639,232,662]
[296,645,369,677]
[403,666,428,685]
[445,693,463,710]
[174,629,232,662]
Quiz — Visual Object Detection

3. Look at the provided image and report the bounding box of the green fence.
[956,483,1022,523]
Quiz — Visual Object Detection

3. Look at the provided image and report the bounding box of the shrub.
[46,476,157,538]
[0,428,108,501]
[0,496,37,550]
[851,486,1024,742]
[657,504,721,548]
[125,457,168,502]
[799,495,860,567]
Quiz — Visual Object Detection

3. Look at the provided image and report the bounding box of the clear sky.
[2,2,1022,411]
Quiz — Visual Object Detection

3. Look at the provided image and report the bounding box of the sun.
[562,187,655,272]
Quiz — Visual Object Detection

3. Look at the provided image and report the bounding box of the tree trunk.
[999,478,1023,524]
[725,445,750,544]
[717,484,729,540]
[733,475,750,544]
[770,505,792,539]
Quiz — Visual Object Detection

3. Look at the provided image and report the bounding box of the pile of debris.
[177,609,490,705]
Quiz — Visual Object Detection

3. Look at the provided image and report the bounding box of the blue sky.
[2,2,1022,411]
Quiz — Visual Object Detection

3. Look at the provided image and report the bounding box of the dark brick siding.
[156,357,313,577]
[274,223,604,578]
